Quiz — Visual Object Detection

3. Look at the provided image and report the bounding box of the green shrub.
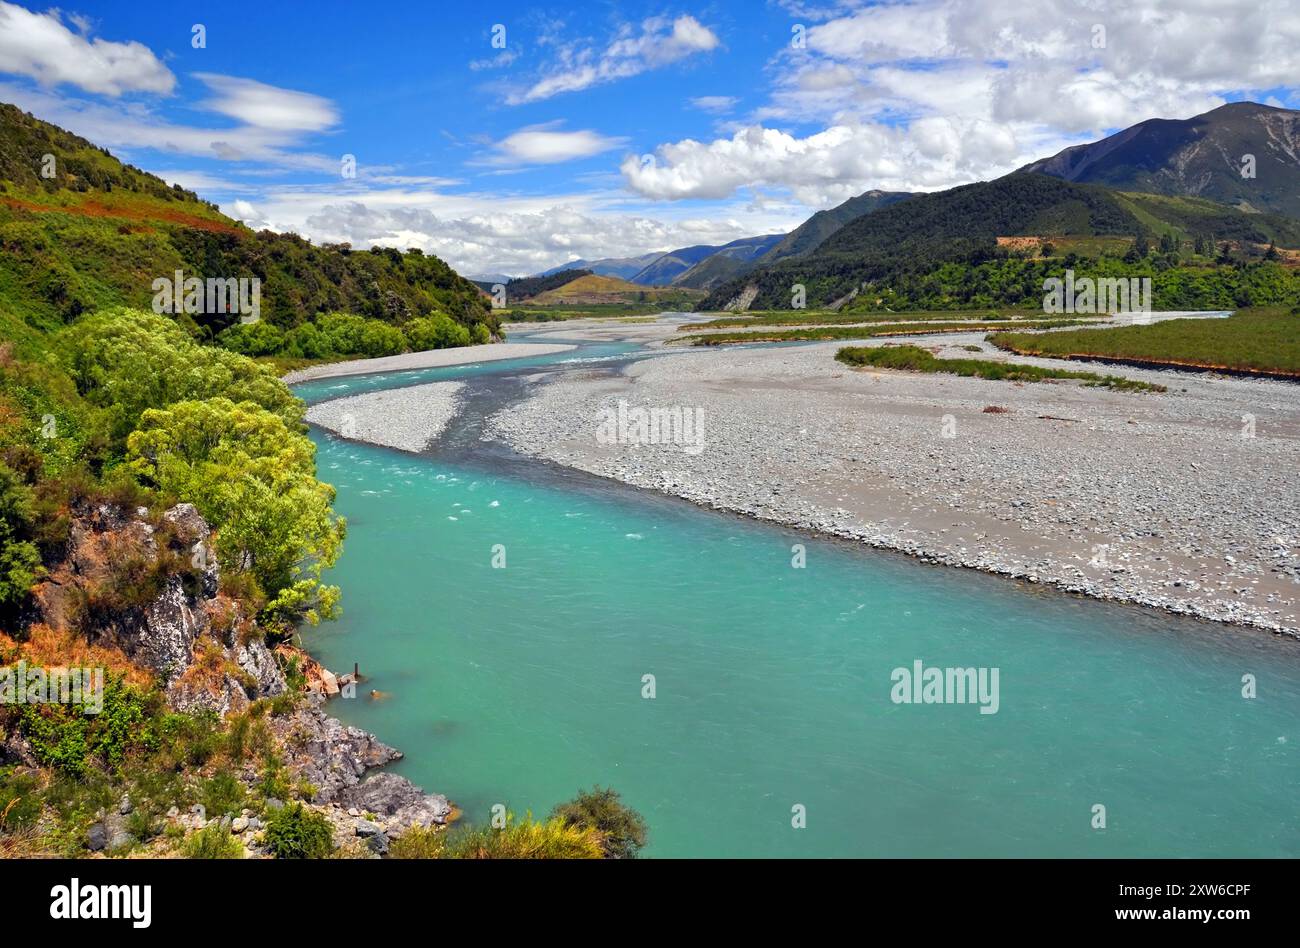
[263,802,333,859]
[0,463,41,608]
[57,307,303,445]
[551,786,648,859]
[18,678,158,777]
[255,756,293,801]
[316,312,405,358]
[0,769,43,830]
[215,321,286,357]
[125,807,157,841]
[200,771,246,818]
[158,710,222,767]
[126,396,345,626]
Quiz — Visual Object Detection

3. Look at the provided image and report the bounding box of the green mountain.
[757,189,913,265]
[1019,102,1300,219]
[0,102,494,357]
[697,173,1300,311]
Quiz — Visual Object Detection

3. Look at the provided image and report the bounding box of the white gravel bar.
[485,334,1300,636]
[281,342,575,383]
[307,382,464,452]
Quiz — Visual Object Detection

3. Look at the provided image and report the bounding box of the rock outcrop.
[32,500,285,715]
[270,697,402,802]
[341,771,452,830]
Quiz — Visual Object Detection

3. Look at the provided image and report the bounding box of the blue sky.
[0,0,1296,275]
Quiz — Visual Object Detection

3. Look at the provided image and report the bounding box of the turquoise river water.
[292,339,1299,858]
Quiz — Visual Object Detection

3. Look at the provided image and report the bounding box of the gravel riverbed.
[307,381,464,452]
[484,334,1300,636]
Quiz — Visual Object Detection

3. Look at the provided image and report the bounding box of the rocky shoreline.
[483,335,1300,637]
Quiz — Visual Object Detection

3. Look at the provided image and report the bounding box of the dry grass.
[0,623,150,687]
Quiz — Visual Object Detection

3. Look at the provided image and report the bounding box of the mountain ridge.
[1018,101,1300,218]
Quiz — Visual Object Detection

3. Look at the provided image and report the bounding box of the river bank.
[281,341,577,383]
[476,328,1300,636]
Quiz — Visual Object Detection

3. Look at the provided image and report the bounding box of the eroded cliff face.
[30,500,285,716]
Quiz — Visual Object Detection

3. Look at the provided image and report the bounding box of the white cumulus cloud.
[0,1,174,96]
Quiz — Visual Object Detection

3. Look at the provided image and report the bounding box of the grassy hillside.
[527,273,703,306]
[491,268,591,301]
[1116,192,1300,246]
[0,103,495,360]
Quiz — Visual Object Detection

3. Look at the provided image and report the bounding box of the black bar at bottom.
[2,857,1284,935]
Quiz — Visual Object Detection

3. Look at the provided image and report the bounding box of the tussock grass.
[181,824,244,859]
[391,814,604,859]
[835,344,1165,392]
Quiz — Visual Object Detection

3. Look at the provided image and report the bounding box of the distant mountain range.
[530,237,785,290]
[521,194,913,292]
[1020,102,1300,218]
[535,252,663,281]
[648,234,785,289]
